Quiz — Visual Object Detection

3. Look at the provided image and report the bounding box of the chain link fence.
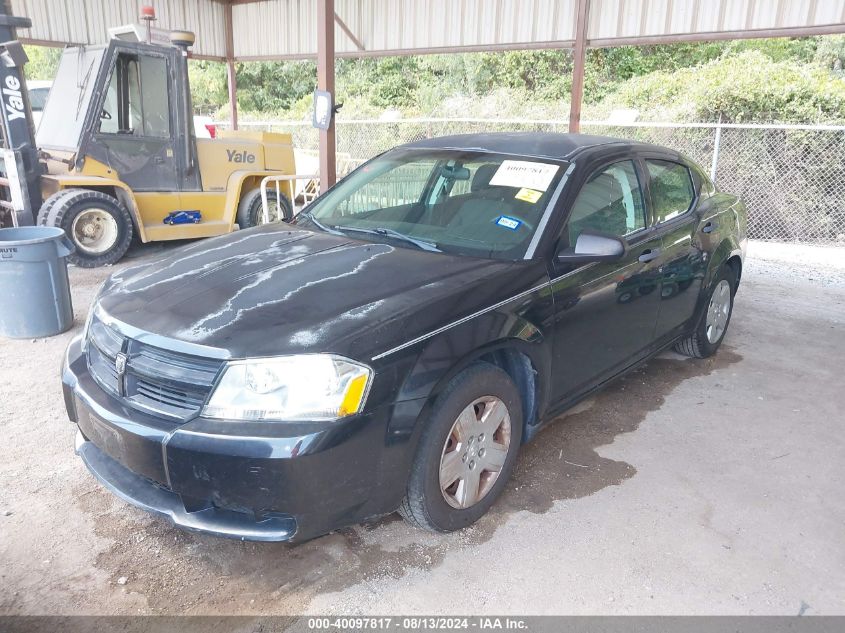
[227,118,845,244]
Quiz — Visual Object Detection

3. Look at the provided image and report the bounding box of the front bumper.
[75,431,296,541]
[63,336,399,542]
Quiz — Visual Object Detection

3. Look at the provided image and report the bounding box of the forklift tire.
[45,189,134,268]
[37,189,80,227]
[237,187,293,229]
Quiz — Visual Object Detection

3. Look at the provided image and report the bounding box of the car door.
[87,50,179,192]
[547,158,663,405]
[641,157,707,340]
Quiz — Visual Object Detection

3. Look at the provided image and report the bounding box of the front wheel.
[674,266,736,358]
[399,362,523,532]
[41,189,134,268]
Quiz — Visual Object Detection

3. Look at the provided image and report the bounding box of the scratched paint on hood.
[97,225,522,360]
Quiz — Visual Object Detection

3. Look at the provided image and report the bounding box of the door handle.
[638,248,660,263]
[702,221,718,234]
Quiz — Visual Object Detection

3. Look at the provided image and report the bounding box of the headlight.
[82,279,110,347]
[202,355,372,422]
[81,304,96,346]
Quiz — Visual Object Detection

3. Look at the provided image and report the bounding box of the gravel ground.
[744,241,845,287]
[0,240,843,616]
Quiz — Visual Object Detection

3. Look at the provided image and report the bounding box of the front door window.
[567,160,646,244]
[99,55,171,138]
[89,51,179,193]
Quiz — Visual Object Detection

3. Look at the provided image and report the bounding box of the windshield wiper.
[300,213,344,236]
[331,225,441,252]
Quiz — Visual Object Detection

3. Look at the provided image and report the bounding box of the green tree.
[23,45,61,81]
[608,50,845,123]
[188,60,228,114]
[235,60,316,112]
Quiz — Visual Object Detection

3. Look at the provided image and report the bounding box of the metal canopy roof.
[11,0,845,62]
[9,0,845,191]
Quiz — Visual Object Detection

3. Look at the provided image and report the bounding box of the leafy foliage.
[23,36,845,125]
[22,45,62,81]
[608,50,845,123]
[188,60,228,114]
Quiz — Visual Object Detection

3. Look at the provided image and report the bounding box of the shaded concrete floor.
[0,241,843,615]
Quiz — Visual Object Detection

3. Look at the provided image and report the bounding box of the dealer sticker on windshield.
[515,187,543,203]
[490,160,559,192]
[496,215,522,230]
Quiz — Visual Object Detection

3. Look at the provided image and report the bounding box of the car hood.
[98,225,524,361]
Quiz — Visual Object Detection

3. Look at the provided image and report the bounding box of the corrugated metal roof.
[10,0,845,61]
[589,0,845,42]
[11,0,226,58]
[232,0,580,59]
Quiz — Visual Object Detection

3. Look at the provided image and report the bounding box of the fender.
[41,174,146,242]
[390,306,553,444]
[374,313,552,508]
[223,170,296,228]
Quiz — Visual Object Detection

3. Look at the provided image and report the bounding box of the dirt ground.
[1,240,843,616]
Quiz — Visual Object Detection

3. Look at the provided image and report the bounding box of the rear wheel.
[399,363,523,532]
[674,266,736,358]
[44,189,134,268]
[236,187,292,229]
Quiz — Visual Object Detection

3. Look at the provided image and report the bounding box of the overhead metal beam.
[587,23,845,47]
[568,0,590,134]
[224,0,238,130]
[334,13,364,51]
[18,37,226,63]
[317,0,336,190]
[233,38,578,62]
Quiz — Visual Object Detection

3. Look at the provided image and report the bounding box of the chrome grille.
[85,315,224,420]
[87,342,119,395]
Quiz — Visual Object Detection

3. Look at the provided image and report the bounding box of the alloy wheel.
[705,279,732,343]
[439,396,511,509]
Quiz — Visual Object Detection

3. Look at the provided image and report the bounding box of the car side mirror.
[556,230,627,264]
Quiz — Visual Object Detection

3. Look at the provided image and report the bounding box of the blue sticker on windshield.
[496,215,521,230]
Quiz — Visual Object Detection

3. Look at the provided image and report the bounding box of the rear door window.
[646,160,695,223]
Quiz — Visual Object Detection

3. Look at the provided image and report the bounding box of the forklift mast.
[0,0,40,227]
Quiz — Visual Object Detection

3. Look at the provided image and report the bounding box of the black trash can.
[0,226,75,339]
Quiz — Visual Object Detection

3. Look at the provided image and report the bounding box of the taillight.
[205,123,217,138]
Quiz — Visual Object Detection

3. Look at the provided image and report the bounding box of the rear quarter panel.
[701,191,747,288]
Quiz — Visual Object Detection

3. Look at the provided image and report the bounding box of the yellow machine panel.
[218,131,296,173]
[197,131,295,192]
[30,32,299,267]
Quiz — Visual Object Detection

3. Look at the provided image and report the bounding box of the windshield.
[29,87,49,111]
[294,149,568,260]
[36,46,106,150]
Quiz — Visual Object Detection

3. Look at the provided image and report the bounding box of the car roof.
[397,132,663,162]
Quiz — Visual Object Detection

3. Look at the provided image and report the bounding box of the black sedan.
[62,133,747,541]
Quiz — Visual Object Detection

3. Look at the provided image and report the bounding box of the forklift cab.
[37,37,199,193]
[32,27,296,268]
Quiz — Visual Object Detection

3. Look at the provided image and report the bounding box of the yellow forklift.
[2,17,296,267]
